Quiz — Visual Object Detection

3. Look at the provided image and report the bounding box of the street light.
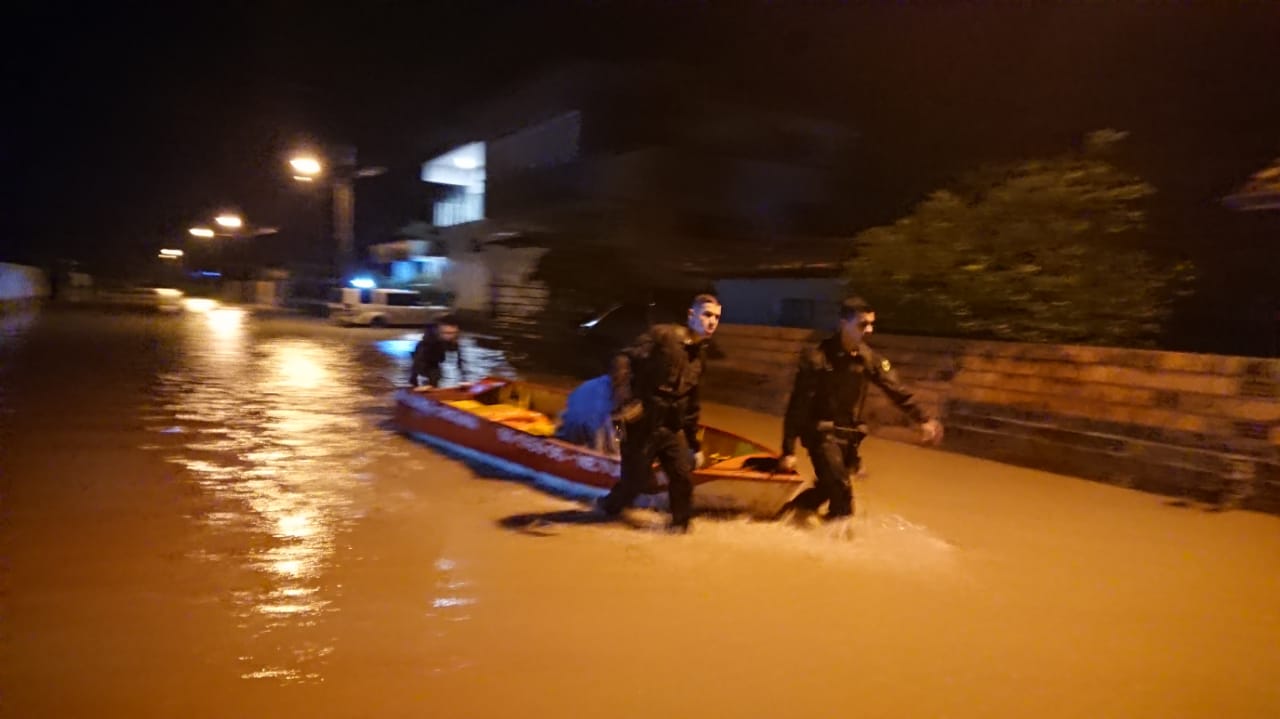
[185,213,277,285]
[288,146,386,276]
[189,219,276,240]
[290,156,323,176]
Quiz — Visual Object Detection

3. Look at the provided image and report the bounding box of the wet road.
[2,308,1278,718]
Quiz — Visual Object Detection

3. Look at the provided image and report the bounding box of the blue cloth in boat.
[555,375,618,454]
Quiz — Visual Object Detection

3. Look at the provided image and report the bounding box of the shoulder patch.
[880,358,892,372]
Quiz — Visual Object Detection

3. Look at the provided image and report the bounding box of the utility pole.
[290,145,384,280]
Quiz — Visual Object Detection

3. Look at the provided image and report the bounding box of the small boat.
[393,378,803,518]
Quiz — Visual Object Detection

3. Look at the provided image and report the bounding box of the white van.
[328,288,451,327]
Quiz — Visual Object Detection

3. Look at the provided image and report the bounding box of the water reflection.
[205,306,246,339]
[376,331,516,385]
[429,556,477,618]
[9,311,1280,716]
[0,309,39,345]
[0,311,38,418]
[152,313,385,682]
[143,314,517,684]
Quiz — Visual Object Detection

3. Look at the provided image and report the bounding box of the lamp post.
[288,146,385,278]
[157,247,185,284]
[186,213,278,283]
[214,213,244,230]
[187,214,277,240]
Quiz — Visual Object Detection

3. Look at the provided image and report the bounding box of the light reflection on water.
[142,313,498,682]
[376,331,516,386]
[8,311,1280,716]
[428,556,476,618]
[0,311,38,420]
[151,313,361,680]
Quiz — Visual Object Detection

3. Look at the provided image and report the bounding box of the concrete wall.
[702,324,1280,514]
[0,263,49,313]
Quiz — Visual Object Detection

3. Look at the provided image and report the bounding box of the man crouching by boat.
[595,294,722,534]
[409,314,465,388]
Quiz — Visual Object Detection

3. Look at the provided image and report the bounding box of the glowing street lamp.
[290,156,323,177]
[159,248,184,258]
[190,221,275,239]
[287,146,386,275]
[184,213,274,282]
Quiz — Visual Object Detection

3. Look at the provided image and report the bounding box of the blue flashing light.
[350,277,377,289]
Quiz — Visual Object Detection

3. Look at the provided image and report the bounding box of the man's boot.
[593,495,623,518]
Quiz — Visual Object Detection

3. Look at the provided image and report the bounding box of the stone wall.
[702,324,1280,514]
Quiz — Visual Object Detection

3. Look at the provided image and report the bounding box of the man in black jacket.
[780,297,943,523]
[597,294,722,533]
[409,314,465,388]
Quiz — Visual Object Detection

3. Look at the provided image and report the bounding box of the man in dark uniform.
[409,314,465,388]
[596,294,722,533]
[779,297,943,524]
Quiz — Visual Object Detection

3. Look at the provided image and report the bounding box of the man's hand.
[920,419,944,445]
[691,450,706,469]
[611,401,643,424]
[779,454,798,472]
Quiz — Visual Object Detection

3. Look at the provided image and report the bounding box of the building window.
[432,185,484,227]
[422,142,486,227]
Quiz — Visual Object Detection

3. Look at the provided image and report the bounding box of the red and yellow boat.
[393,378,803,518]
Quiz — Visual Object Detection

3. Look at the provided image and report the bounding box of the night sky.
[7,3,1280,280]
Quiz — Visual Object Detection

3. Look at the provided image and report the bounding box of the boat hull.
[393,385,802,518]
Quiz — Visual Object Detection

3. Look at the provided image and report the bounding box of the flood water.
[2,308,1278,718]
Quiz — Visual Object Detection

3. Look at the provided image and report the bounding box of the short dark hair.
[691,293,720,309]
[838,296,874,320]
[436,314,460,327]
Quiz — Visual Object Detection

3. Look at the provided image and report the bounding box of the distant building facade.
[414,62,857,331]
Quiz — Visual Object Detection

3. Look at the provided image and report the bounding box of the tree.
[845,131,1194,346]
